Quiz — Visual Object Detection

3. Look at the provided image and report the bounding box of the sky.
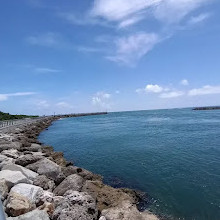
[0,0,220,115]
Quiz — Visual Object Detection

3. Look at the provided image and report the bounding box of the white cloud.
[188,85,220,96]
[0,92,36,101]
[154,0,209,24]
[36,100,50,108]
[56,102,73,109]
[118,15,145,29]
[136,84,164,94]
[0,95,8,101]
[34,68,61,74]
[90,0,158,22]
[27,32,61,47]
[91,0,210,26]
[188,13,210,25]
[145,84,164,93]
[181,79,189,86]
[159,91,184,98]
[92,92,111,109]
[58,0,213,65]
[107,32,160,65]
[77,46,103,53]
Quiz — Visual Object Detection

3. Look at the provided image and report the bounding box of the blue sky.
[0,0,220,115]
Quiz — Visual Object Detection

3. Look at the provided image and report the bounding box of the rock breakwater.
[0,117,159,220]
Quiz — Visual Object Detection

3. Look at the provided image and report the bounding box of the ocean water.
[38,108,220,220]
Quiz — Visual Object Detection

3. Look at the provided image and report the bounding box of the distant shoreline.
[193,106,220,110]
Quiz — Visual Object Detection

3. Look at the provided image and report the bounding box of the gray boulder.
[33,175,55,191]
[9,183,43,204]
[26,158,61,180]
[6,209,50,220]
[0,154,8,162]
[15,154,43,166]
[0,157,15,170]
[53,190,98,220]
[0,170,31,188]
[0,142,22,152]
[0,179,8,200]
[2,164,38,180]
[53,174,84,196]
[1,149,20,159]
[5,192,33,217]
[27,144,42,152]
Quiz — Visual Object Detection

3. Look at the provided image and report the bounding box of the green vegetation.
[0,111,38,121]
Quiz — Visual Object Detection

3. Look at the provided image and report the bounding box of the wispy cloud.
[92,91,111,109]
[180,79,189,86]
[159,91,185,98]
[57,0,213,65]
[187,13,210,25]
[35,100,50,109]
[90,0,211,26]
[56,101,74,109]
[26,32,62,47]
[188,85,220,96]
[77,46,103,53]
[0,92,36,101]
[34,67,61,74]
[107,32,160,65]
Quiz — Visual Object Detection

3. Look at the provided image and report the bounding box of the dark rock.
[6,209,50,220]
[53,174,84,196]
[26,158,61,181]
[15,154,43,166]
[33,175,55,191]
[62,166,102,181]
[0,142,22,152]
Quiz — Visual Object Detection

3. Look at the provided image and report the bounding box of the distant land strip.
[193,106,220,110]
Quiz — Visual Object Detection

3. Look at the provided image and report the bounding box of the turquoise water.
[39,109,220,220]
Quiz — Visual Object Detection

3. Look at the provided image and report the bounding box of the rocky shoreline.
[0,117,159,220]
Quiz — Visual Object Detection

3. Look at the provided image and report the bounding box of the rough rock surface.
[53,190,98,220]
[15,154,43,166]
[0,170,31,188]
[33,175,55,191]
[101,200,158,220]
[0,142,22,152]
[1,149,20,159]
[2,164,38,180]
[0,157,15,170]
[82,180,136,211]
[62,166,102,181]
[53,174,84,196]
[0,154,8,162]
[26,158,61,180]
[0,179,9,200]
[0,117,159,220]
[5,192,33,217]
[6,209,50,220]
[9,183,44,204]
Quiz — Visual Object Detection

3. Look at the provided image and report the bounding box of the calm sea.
[39,108,220,220]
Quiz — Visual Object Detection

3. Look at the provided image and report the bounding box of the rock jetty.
[193,106,220,110]
[0,117,159,220]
